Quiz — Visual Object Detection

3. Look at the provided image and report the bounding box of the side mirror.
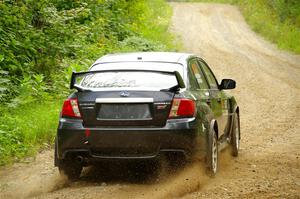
[219,79,236,90]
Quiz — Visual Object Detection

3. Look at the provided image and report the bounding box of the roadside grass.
[172,0,300,54]
[238,0,300,53]
[0,99,62,166]
[142,0,180,50]
[116,0,181,52]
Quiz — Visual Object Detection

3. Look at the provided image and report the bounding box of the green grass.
[173,0,300,54]
[114,0,181,52]
[239,0,300,53]
[0,99,62,165]
[141,0,180,50]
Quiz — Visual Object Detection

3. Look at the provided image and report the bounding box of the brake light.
[169,98,196,118]
[61,98,81,118]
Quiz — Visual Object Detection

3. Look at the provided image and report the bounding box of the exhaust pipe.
[76,155,84,163]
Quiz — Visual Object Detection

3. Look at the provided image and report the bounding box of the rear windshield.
[80,71,177,90]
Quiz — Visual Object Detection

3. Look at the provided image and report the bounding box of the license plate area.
[97,103,152,120]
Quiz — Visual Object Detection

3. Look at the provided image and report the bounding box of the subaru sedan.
[54,52,240,180]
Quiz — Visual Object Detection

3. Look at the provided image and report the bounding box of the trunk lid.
[77,91,174,127]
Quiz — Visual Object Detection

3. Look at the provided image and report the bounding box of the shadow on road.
[77,159,186,185]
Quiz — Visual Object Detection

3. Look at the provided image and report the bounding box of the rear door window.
[188,59,209,89]
[198,60,219,89]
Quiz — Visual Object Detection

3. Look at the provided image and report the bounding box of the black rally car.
[55,52,240,179]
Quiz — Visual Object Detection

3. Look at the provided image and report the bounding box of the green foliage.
[0,0,178,165]
[0,100,62,166]
[239,0,300,53]
[0,0,178,106]
[0,70,12,103]
[120,36,166,51]
[8,73,49,108]
[266,0,300,26]
[177,0,300,54]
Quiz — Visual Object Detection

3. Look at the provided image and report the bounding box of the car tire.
[206,128,218,177]
[58,161,82,181]
[231,113,240,157]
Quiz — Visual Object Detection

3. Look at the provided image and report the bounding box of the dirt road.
[1,3,299,199]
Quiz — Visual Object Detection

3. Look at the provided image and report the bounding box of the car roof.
[92,52,194,66]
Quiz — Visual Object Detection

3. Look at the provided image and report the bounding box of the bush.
[120,36,166,51]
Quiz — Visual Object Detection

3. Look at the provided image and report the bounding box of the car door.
[197,59,230,137]
[187,58,212,126]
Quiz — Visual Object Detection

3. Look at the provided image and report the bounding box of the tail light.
[169,98,196,118]
[61,98,82,118]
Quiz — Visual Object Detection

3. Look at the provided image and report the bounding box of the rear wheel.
[231,113,240,157]
[58,161,82,181]
[206,128,218,176]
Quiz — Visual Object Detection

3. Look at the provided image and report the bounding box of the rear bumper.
[56,117,206,163]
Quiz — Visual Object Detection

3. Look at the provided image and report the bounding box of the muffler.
[76,155,84,163]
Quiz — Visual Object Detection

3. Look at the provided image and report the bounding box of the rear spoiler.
[70,69,185,92]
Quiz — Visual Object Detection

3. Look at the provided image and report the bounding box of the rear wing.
[70,69,185,92]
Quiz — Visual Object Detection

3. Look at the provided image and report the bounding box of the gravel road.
[1,3,299,199]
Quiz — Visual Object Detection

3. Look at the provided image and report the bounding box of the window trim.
[187,58,200,90]
[78,70,179,90]
[197,58,220,90]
